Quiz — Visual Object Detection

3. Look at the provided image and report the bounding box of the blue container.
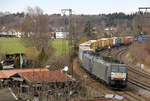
[142,36,148,40]
[137,36,148,42]
[115,38,121,46]
[138,36,143,42]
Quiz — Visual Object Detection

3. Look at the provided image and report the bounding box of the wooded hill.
[0,12,149,35]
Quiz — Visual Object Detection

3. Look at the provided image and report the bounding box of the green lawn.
[0,38,71,55]
[52,40,71,55]
[0,38,25,54]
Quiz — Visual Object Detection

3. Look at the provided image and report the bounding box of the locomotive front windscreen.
[111,65,127,73]
[111,65,127,79]
[111,66,118,72]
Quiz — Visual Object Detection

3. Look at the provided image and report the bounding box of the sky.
[0,0,150,14]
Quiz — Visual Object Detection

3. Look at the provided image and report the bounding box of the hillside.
[125,38,150,73]
[0,12,136,34]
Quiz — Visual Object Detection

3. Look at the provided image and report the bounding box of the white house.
[55,32,69,39]
[0,29,17,37]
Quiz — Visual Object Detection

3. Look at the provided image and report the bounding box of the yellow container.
[98,40,101,47]
[93,42,96,50]
[109,38,113,46]
[106,39,110,46]
[91,42,97,51]
[101,40,105,47]
[121,37,125,44]
[96,41,99,48]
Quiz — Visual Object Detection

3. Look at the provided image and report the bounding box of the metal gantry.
[61,9,73,45]
[61,9,74,76]
[139,7,150,12]
[139,7,150,28]
[132,7,150,64]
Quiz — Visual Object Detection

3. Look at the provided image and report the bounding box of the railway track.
[118,47,150,86]
[116,91,144,101]
[98,46,150,100]
[101,46,150,85]
[128,78,150,91]
[74,44,150,100]
[73,59,115,97]
[73,58,149,101]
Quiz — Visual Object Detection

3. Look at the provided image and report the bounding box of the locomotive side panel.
[82,54,93,73]
[79,48,83,61]
[92,59,108,82]
[82,54,89,71]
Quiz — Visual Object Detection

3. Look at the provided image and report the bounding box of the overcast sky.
[0,0,150,14]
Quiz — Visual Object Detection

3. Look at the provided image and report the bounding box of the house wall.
[56,32,69,39]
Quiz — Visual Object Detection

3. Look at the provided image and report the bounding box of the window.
[111,66,118,72]
[119,67,127,73]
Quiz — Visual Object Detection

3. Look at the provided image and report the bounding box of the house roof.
[67,98,117,101]
[0,68,72,83]
[18,70,72,83]
[0,68,49,79]
[79,98,117,101]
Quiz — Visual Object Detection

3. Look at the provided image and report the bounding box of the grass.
[52,39,71,56]
[0,38,25,54]
[0,38,71,55]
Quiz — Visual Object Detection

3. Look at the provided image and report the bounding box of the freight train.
[79,36,133,88]
[90,36,133,52]
[79,35,148,88]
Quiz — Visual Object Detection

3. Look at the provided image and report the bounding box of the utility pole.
[61,9,73,45]
[132,7,150,64]
[137,7,150,66]
[61,9,74,76]
[139,7,150,30]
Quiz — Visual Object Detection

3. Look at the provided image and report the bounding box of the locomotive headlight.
[111,77,114,80]
[123,78,126,80]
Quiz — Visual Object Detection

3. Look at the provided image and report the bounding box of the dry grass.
[126,38,150,72]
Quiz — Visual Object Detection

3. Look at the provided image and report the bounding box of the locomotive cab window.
[111,66,118,72]
[119,67,127,73]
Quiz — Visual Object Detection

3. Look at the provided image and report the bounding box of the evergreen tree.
[0,63,3,70]
[14,56,20,68]
[137,25,143,35]
[37,47,48,67]
[83,21,92,36]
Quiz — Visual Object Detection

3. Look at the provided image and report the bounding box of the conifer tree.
[14,56,20,68]
[83,21,92,36]
[37,47,48,67]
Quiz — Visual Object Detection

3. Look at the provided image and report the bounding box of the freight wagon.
[92,36,135,51]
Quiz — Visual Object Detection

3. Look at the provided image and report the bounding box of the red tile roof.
[79,98,117,101]
[0,68,72,83]
[0,68,49,79]
[18,70,72,83]
[67,98,117,101]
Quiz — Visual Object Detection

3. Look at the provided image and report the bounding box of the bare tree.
[20,7,53,67]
